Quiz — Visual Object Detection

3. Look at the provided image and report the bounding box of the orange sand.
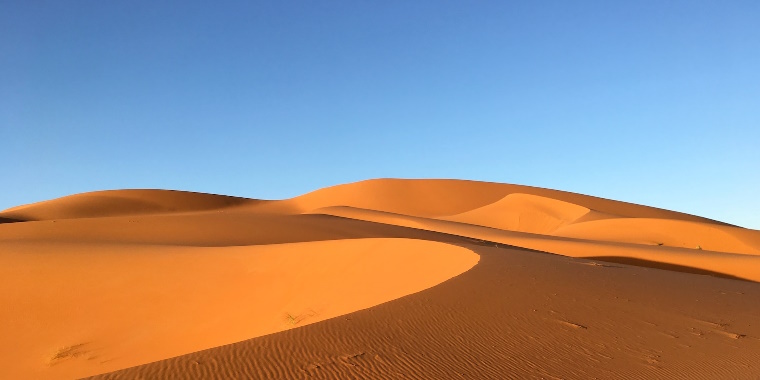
[1,179,759,379]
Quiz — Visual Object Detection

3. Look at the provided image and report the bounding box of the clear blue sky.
[2,1,758,228]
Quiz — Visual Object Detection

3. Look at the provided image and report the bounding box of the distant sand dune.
[553,218,760,254]
[0,189,256,221]
[441,193,592,234]
[277,178,730,224]
[309,204,760,282]
[1,178,759,379]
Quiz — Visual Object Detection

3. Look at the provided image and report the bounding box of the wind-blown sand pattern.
[1,179,759,379]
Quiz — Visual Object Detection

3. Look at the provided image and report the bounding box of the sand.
[1,179,759,379]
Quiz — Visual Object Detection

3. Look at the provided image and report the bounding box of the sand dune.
[274,179,729,224]
[2,179,759,379]
[1,239,476,380]
[0,189,256,222]
[553,218,760,254]
[92,245,760,380]
[441,193,593,234]
[309,205,760,282]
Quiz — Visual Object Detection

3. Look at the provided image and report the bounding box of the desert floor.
[2,179,760,379]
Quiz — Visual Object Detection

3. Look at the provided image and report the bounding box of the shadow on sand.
[587,256,752,283]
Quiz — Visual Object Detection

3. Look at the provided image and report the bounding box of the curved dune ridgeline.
[2,179,760,379]
[0,238,477,380]
[284,179,760,281]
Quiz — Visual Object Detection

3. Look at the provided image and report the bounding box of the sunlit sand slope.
[0,239,476,379]
[442,193,592,234]
[268,178,729,224]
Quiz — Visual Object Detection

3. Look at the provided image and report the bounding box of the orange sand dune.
[309,205,760,282]
[0,189,256,221]
[0,239,476,379]
[2,179,760,379]
[94,244,760,380]
[441,192,593,234]
[553,218,760,254]
[265,178,729,224]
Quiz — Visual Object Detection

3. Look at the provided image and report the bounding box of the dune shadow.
[0,217,24,224]
[318,214,548,251]
[586,256,752,283]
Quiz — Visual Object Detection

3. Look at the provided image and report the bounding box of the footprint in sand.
[557,320,588,330]
[48,343,91,366]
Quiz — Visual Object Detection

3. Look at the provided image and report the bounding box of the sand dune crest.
[0,189,256,221]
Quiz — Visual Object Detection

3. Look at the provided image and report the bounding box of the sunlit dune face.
[0,239,477,380]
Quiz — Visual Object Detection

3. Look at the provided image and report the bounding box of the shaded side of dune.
[587,256,753,282]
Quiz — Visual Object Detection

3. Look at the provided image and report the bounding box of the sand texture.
[1,179,759,379]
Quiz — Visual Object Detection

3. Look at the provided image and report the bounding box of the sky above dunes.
[2,1,758,228]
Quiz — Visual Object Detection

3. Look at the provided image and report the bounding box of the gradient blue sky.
[2,1,758,228]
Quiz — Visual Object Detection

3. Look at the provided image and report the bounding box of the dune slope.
[90,244,760,380]
[0,238,477,380]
